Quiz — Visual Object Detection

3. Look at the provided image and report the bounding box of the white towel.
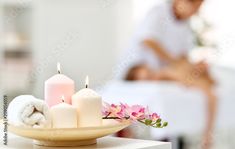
[8,95,51,128]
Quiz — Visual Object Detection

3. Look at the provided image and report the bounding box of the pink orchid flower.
[102,102,167,128]
[128,105,146,120]
[149,113,160,121]
[110,104,126,118]
[102,102,126,118]
[102,102,112,116]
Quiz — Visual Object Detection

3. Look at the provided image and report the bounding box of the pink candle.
[44,63,75,107]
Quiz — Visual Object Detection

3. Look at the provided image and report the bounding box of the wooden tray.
[8,120,130,147]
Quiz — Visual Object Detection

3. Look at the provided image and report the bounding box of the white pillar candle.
[72,76,102,127]
[51,96,77,128]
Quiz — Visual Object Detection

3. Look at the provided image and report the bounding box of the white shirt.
[116,2,194,79]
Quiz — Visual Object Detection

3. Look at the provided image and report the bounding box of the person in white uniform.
[119,0,199,74]
[118,0,217,149]
[135,3,193,66]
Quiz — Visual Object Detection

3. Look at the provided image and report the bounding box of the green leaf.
[156,118,162,123]
[155,123,161,128]
[145,119,152,125]
[163,122,168,127]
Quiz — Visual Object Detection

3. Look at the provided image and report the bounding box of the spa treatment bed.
[99,65,235,139]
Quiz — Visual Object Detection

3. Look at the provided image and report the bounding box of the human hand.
[194,61,209,75]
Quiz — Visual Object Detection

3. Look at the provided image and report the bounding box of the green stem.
[137,120,145,124]
[104,112,111,118]
[103,116,167,128]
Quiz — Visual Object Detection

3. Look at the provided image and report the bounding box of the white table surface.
[0,123,171,149]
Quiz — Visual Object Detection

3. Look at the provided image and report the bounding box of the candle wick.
[57,63,61,74]
[61,97,65,103]
[85,76,89,88]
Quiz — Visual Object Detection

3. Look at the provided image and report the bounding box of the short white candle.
[72,76,102,127]
[50,96,77,128]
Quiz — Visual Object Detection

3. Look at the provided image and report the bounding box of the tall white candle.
[51,96,77,128]
[72,76,102,127]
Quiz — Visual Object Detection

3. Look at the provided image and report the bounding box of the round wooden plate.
[8,120,130,147]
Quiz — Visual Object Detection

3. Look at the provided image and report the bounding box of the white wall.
[200,0,235,68]
[32,0,235,98]
[32,0,133,97]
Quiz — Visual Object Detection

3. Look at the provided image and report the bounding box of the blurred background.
[0,0,235,149]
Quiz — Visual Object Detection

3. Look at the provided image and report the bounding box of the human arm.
[143,38,177,63]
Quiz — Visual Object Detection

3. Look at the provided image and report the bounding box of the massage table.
[98,65,235,139]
